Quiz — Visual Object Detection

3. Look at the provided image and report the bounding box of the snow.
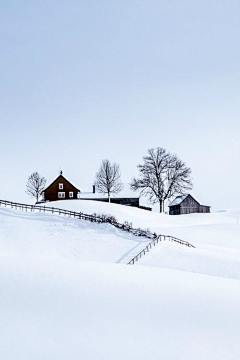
[36,200,240,279]
[40,200,240,246]
[0,201,240,359]
[0,207,148,264]
[139,241,240,279]
[168,194,189,206]
[1,258,239,360]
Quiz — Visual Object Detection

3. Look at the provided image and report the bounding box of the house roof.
[42,174,80,193]
[168,194,188,207]
[168,194,200,207]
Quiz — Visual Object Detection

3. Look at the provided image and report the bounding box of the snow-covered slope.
[41,200,240,249]
[0,202,240,360]
[0,207,149,264]
[1,203,239,278]
[37,200,240,279]
[1,258,239,360]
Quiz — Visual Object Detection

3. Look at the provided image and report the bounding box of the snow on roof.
[168,194,189,207]
[80,190,139,200]
[43,174,80,192]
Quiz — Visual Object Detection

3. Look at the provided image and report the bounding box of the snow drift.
[0,202,239,360]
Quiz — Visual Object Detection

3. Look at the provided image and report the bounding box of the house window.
[69,192,74,198]
[58,192,65,198]
[59,183,63,189]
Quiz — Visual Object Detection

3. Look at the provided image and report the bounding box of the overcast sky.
[0,0,239,210]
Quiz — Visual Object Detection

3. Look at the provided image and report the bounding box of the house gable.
[43,174,80,193]
[181,194,200,207]
[42,174,80,202]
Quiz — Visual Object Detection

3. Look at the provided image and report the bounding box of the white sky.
[0,0,239,210]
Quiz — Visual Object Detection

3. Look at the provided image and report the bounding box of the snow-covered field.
[1,258,239,360]
[41,200,240,249]
[0,201,240,359]
[0,207,148,264]
[39,200,240,279]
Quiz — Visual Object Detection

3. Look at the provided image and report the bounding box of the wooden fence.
[0,199,195,264]
[127,234,195,265]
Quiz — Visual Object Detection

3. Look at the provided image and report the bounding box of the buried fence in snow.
[0,199,195,264]
[126,235,195,265]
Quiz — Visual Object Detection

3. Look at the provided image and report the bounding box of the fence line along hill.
[0,199,195,265]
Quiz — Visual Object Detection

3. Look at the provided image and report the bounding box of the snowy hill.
[40,200,240,248]
[0,207,148,264]
[37,200,240,279]
[1,201,239,278]
[1,257,239,360]
[0,201,240,360]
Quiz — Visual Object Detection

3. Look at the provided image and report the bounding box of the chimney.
[92,185,96,194]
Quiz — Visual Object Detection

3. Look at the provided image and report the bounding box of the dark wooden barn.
[168,194,210,215]
[41,172,80,202]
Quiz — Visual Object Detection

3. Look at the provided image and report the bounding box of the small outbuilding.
[41,172,80,202]
[168,194,210,215]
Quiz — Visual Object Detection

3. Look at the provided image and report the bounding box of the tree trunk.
[108,192,110,203]
[159,200,163,213]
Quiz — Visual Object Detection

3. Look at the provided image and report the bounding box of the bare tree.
[95,159,123,202]
[26,172,46,203]
[131,147,193,213]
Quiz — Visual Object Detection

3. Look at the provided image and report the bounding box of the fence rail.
[127,234,195,265]
[0,199,195,264]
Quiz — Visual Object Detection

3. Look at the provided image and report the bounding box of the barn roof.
[168,194,189,207]
[42,173,80,193]
[169,194,201,207]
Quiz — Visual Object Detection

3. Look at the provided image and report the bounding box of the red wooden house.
[41,172,80,202]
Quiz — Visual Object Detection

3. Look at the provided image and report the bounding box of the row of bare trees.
[26,147,193,212]
[89,147,192,212]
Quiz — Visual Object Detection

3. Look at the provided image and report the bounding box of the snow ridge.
[0,199,195,266]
